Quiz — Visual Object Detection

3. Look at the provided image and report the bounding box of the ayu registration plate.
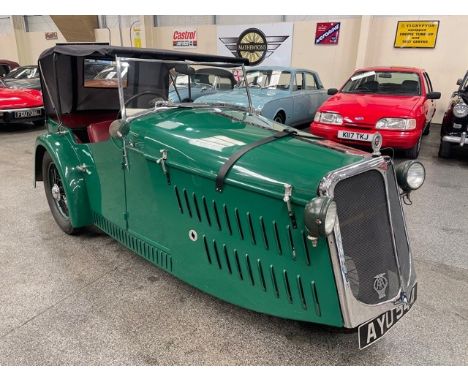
[14,109,41,119]
[358,283,417,350]
[338,130,373,142]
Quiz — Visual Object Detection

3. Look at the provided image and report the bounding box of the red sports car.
[310,67,441,158]
[0,78,44,126]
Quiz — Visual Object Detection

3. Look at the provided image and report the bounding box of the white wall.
[0,33,20,62]
[291,17,361,88]
[24,31,66,64]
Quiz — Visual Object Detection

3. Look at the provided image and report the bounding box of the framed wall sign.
[173,29,197,48]
[394,21,439,48]
[217,23,293,66]
[45,32,58,40]
[315,22,341,45]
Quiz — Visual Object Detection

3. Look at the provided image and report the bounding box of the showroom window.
[102,15,140,29]
[155,15,213,27]
[0,16,11,35]
[24,15,59,32]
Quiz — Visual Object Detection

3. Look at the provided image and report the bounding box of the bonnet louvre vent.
[93,212,173,273]
[200,236,321,314]
[174,186,315,266]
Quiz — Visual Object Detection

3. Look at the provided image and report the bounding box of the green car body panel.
[35,108,367,327]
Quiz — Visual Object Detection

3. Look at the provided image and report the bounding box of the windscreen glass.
[239,70,291,90]
[342,71,421,96]
[114,58,249,118]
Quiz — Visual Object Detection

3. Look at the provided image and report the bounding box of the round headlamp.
[453,102,468,118]
[396,160,426,192]
[304,196,337,238]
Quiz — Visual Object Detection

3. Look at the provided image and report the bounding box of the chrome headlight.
[396,160,426,192]
[315,111,343,125]
[304,196,337,238]
[453,102,468,118]
[376,118,416,130]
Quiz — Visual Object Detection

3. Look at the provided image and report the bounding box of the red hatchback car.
[310,67,441,158]
[0,78,44,126]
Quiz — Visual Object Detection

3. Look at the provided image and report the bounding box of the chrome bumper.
[0,106,44,113]
[442,132,467,147]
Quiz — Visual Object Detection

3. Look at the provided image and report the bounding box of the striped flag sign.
[315,22,341,45]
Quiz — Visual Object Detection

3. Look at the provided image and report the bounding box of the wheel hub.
[51,184,61,201]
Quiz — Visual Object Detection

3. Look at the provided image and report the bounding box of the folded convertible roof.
[38,44,250,65]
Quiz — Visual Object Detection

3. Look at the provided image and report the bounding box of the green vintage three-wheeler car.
[34,45,424,349]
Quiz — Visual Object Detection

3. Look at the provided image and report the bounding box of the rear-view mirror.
[427,91,441,100]
[327,88,338,95]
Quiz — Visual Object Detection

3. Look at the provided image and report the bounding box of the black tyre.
[42,151,79,235]
[33,119,45,127]
[405,133,422,159]
[423,121,431,136]
[273,112,285,124]
[438,140,452,158]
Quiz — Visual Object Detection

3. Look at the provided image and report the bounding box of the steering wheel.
[124,91,165,107]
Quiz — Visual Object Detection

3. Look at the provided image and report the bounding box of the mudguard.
[34,131,92,228]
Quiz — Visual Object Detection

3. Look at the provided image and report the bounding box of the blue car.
[169,68,236,102]
[195,66,329,126]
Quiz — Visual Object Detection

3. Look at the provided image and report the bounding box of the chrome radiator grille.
[334,169,401,305]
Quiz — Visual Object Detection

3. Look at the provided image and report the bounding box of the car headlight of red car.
[375,118,416,130]
[314,111,343,125]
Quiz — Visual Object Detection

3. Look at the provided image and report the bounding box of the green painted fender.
[34,131,92,228]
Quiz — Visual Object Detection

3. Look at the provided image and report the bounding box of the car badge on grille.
[373,273,389,299]
[355,116,364,121]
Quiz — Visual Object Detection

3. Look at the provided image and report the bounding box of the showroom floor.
[0,123,467,365]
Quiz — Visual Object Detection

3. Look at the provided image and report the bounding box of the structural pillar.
[355,16,373,69]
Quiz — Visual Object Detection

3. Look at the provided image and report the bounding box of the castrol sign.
[173,29,197,48]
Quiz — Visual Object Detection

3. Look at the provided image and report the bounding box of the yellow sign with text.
[394,21,439,48]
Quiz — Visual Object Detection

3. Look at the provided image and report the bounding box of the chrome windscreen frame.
[319,155,417,328]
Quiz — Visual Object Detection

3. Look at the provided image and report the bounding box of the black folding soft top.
[38,44,249,64]
[38,44,248,118]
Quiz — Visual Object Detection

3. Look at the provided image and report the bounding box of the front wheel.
[405,133,422,159]
[42,151,79,235]
[273,112,285,124]
[423,121,431,136]
[438,140,452,158]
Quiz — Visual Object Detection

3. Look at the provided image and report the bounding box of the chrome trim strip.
[116,56,127,121]
[0,106,44,113]
[442,133,466,146]
[319,156,417,328]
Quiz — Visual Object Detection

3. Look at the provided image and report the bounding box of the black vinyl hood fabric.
[38,44,248,64]
[38,44,248,118]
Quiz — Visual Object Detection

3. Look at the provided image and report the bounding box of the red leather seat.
[87,120,113,143]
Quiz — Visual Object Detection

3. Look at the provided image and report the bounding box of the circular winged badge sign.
[236,28,268,65]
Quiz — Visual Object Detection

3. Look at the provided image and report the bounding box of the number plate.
[14,109,42,119]
[358,283,417,350]
[338,130,374,142]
